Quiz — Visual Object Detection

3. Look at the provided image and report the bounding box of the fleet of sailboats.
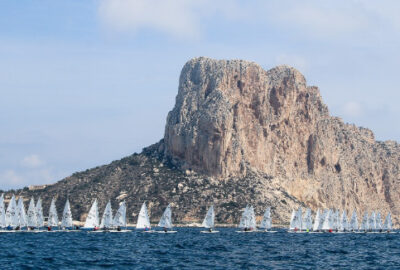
[0,194,396,234]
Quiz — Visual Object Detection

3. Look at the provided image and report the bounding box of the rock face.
[6,57,400,226]
[164,57,400,222]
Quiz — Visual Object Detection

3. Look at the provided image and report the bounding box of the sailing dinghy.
[61,199,74,230]
[158,204,177,233]
[349,210,359,232]
[36,198,44,230]
[321,209,334,232]
[112,201,129,232]
[0,194,5,229]
[83,199,100,231]
[311,209,322,232]
[26,197,37,231]
[360,211,369,232]
[339,210,349,232]
[200,205,218,233]
[47,198,59,231]
[288,207,302,232]
[5,195,19,230]
[17,197,27,230]
[301,208,312,232]
[100,201,113,231]
[375,212,383,232]
[259,207,276,233]
[237,205,257,232]
[137,202,154,232]
[383,212,393,233]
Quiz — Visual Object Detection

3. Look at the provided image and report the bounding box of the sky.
[1,0,400,190]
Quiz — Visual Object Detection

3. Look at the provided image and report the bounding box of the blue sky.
[1,0,399,189]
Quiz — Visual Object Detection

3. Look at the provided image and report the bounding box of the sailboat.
[36,197,44,229]
[312,209,321,232]
[61,199,74,230]
[375,212,383,232]
[26,197,37,230]
[237,205,257,232]
[136,202,153,232]
[339,210,349,232]
[301,208,312,232]
[383,212,392,233]
[158,204,176,233]
[321,209,333,232]
[360,211,369,232]
[259,207,276,232]
[47,198,59,231]
[0,194,5,229]
[289,207,302,232]
[200,205,218,233]
[349,210,358,232]
[99,201,113,231]
[17,197,27,230]
[368,211,376,232]
[5,195,19,230]
[112,201,128,232]
[83,199,100,231]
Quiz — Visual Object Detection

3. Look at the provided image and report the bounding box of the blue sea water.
[0,228,399,269]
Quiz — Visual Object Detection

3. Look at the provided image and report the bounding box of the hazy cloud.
[0,170,24,187]
[21,154,44,168]
[342,101,363,118]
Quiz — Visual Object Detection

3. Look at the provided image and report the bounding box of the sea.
[0,228,399,269]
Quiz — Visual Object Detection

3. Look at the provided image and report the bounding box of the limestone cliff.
[163,57,400,223]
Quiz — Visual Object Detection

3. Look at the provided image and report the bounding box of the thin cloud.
[342,101,363,118]
[21,154,44,168]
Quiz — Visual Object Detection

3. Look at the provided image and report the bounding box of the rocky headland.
[4,57,400,226]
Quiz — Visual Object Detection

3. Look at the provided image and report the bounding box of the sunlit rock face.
[164,57,400,222]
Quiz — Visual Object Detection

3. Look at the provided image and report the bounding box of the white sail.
[312,209,320,231]
[368,211,376,230]
[17,197,27,227]
[301,208,312,231]
[48,198,59,227]
[84,199,99,228]
[113,201,127,228]
[136,202,151,229]
[61,199,73,228]
[239,206,250,229]
[289,207,302,230]
[26,197,37,228]
[100,201,113,229]
[5,195,19,227]
[339,210,349,231]
[360,211,369,231]
[318,209,328,231]
[201,205,215,229]
[248,205,257,229]
[0,195,5,228]
[259,207,271,230]
[350,210,358,231]
[375,212,383,231]
[383,212,392,231]
[158,204,173,229]
[36,197,44,228]
[321,209,333,231]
